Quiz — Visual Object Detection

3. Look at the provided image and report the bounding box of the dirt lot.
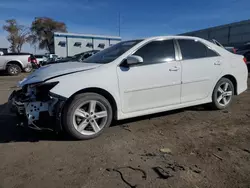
[0,73,249,188]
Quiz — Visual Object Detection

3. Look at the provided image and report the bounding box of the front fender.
[48,66,121,112]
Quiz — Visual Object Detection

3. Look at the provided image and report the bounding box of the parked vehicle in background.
[34,55,44,65]
[224,46,237,54]
[9,36,248,140]
[211,39,236,53]
[0,48,8,54]
[235,44,250,63]
[73,50,100,61]
[40,54,59,65]
[44,54,58,62]
[43,50,100,65]
[0,52,32,75]
[29,55,41,69]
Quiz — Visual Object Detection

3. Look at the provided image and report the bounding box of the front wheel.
[211,78,234,110]
[62,93,113,140]
[7,64,21,76]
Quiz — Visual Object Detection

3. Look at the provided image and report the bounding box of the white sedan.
[9,36,248,140]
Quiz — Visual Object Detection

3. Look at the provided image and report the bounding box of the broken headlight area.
[27,81,59,101]
[9,81,65,131]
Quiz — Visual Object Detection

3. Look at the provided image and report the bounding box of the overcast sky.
[0,0,250,54]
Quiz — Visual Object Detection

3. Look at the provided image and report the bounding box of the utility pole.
[118,11,121,37]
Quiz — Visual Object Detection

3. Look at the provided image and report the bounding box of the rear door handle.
[169,66,180,71]
[214,61,221,65]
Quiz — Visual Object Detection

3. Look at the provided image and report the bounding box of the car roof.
[143,35,203,41]
[122,35,229,57]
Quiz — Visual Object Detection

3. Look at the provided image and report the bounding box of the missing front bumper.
[8,90,26,115]
[8,90,66,132]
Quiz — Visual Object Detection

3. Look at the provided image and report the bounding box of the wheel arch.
[65,87,118,120]
[220,74,238,95]
[5,60,23,70]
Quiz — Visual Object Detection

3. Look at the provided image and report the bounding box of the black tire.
[7,64,21,76]
[211,78,234,110]
[62,93,113,140]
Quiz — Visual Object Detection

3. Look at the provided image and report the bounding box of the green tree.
[3,19,29,53]
[28,17,67,53]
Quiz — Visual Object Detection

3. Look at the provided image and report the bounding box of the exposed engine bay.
[9,82,65,131]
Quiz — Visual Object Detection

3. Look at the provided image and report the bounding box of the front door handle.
[169,66,180,71]
[214,61,221,65]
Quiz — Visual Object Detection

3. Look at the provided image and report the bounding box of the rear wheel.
[62,93,113,140]
[7,64,21,76]
[211,78,234,110]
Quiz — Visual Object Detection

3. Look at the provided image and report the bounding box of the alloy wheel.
[10,67,18,74]
[216,82,233,106]
[73,100,108,136]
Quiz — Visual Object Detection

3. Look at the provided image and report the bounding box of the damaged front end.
[9,81,66,131]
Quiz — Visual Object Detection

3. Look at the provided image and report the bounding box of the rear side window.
[178,39,218,60]
[133,40,175,64]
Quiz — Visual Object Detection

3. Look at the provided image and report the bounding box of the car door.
[177,39,223,103]
[117,39,182,113]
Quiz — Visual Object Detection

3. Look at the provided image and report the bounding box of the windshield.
[83,40,142,64]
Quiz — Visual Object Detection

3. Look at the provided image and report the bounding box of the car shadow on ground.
[0,103,67,143]
[0,102,211,143]
[0,70,11,76]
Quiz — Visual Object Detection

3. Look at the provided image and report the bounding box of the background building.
[180,19,250,47]
[54,32,121,57]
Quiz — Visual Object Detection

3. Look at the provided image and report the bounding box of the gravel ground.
[0,73,249,188]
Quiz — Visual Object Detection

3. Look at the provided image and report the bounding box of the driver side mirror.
[126,55,143,65]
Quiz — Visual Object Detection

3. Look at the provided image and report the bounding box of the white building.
[54,32,122,57]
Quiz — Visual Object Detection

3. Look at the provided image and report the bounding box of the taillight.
[233,48,236,54]
[28,57,31,62]
[243,57,247,63]
[32,59,37,64]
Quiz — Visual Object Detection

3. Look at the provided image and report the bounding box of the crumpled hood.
[18,62,101,87]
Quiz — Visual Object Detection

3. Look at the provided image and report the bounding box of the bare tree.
[3,19,29,53]
[28,17,67,53]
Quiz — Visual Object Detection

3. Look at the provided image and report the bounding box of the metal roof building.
[180,19,250,47]
[54,32,121,57]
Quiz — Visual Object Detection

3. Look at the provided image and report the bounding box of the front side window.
[178,39,218,60]
[133,40,175,63]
